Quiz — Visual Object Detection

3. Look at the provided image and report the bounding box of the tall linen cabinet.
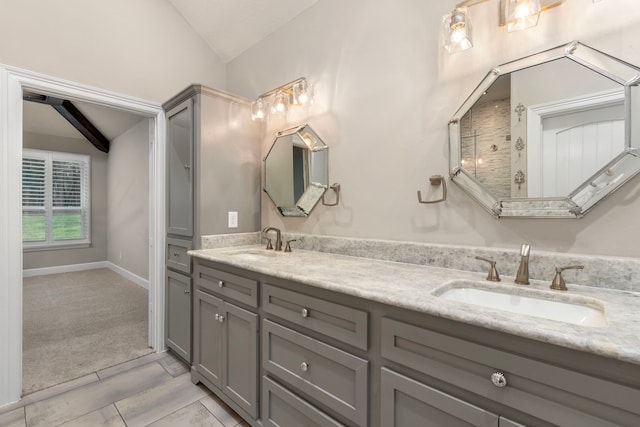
[164,85,261,362]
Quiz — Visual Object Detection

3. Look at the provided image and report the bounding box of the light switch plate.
[228,211,238,228]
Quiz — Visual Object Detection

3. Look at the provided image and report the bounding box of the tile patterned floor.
[0,352,249,427]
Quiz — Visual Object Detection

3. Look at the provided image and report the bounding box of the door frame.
[0,64,166,407]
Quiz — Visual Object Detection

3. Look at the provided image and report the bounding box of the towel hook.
[417,175,447,204]
[322,183,341,206]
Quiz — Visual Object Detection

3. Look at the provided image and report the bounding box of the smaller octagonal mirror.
[264,124,329,217]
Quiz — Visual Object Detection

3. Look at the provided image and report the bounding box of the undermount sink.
[219,248,287,259]
[434,282,607,327]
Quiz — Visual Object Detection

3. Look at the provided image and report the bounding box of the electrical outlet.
[228,211,238,228]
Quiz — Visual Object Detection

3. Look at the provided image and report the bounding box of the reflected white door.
[530,104,624,197]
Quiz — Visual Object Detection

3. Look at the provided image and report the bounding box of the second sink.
[434,282,607,327]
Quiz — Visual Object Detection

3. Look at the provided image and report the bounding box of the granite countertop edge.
[188,245,640,366]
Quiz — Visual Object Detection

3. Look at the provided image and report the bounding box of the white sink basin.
[219,248,287,260]
[435,284,607,327]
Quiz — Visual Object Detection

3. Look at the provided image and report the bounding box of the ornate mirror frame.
[264,124,329,217]
[449,41,640,218]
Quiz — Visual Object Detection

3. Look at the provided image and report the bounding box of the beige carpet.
[23,268,153,395]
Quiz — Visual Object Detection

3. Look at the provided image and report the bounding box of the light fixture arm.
[257,77,307,100]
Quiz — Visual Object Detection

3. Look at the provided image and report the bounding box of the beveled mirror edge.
[449,41,640,219]
[263,123,329,217]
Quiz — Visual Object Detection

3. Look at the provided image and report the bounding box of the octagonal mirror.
[449,41,640,218]
[264,124,328,217]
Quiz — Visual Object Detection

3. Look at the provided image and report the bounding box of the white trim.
[22,261,108,278]
[107,262,149,290]
[0,64,166,408]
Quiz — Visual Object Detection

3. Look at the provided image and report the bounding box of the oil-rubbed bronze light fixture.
[442,0,563,54]
[251,77,314,121]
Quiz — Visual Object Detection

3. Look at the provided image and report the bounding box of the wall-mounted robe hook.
[417,175,447,204]
[322,183,341,206]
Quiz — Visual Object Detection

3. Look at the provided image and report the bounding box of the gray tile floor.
[0,352,249,427]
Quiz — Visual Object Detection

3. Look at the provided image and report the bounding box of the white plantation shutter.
[22,149,91,248]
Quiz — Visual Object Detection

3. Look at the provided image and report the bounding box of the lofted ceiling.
[168,0,319,63]
[24,1,319,148]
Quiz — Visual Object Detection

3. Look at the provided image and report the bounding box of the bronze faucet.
[262,227,282,251]
[515,244,530,285]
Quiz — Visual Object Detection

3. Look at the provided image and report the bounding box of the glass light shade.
[293,80,314,105]
[251,99,266,121]
[506,0,541,32]
[442,7,473,54]
[272,90,288,113]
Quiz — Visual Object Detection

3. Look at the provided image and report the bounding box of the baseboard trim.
[22,261,150,290]
[107,262,149,290]
[22,262,108,278]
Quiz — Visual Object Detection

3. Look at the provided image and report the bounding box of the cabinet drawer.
[381,368,499,427]
[166,237,192,273]
[262,320,368,426]
[263,284,368,350]
[262,376,345,427]
[194,262,258,307]
[381,318,640,427]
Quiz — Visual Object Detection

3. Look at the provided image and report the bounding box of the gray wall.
[0,0,226,103]
[23,132,108,269]
[226,0,640,259]
[107,119,150,279]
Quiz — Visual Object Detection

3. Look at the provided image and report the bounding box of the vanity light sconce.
[251,77,314,121]
[322,183,341,206]
[417,175,447,204]
[442,0,563,54]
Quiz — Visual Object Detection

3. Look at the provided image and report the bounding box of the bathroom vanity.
[188,245,640,427]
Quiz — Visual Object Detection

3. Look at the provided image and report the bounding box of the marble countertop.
[189,245,640,366]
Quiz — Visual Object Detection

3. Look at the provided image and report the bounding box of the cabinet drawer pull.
[218,280,224,288]
[491,371,507,388]
[218,315,225,323]
[300,362,309,372]
[301,308,309,318]
[173,251,180,257]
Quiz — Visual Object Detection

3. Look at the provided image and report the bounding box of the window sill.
[23,243,91,252]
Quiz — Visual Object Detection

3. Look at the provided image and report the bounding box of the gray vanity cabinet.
[381,317,640,427]
[163,85,260,364]
[193,263,259,419]
[166,99,194,237]
[380,368,499,427]
[165,271,192,361]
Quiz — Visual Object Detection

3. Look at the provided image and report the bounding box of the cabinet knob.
[183,289,190,294]
[218,315,225,323]
[301,308,309,318]
[215,313,219,320]
[300,362,309,372]
[491,371,507,388]
[173,252,180,257]
[218,280,224,288]
[184,164,191,170]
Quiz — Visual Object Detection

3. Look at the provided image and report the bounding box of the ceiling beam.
[23,91,110,153]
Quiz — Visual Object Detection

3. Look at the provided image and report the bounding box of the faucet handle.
[284,239,297,253]
[262,236,273,250]
[550,265,584,291]
[475,256,501,282]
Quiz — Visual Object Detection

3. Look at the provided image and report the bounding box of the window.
[22,149,91,249]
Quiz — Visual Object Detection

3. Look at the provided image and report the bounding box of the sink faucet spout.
[263,227,282,251]
[515,243,530,285]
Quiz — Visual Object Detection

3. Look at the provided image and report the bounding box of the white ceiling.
[24,1,320,145]
[168,0,319,63]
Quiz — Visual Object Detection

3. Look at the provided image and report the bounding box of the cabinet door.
[193,290,223,388]
[381,368,499,427]
[223,301,259,418]
[166,98,193,237]
[166,270,191,361]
